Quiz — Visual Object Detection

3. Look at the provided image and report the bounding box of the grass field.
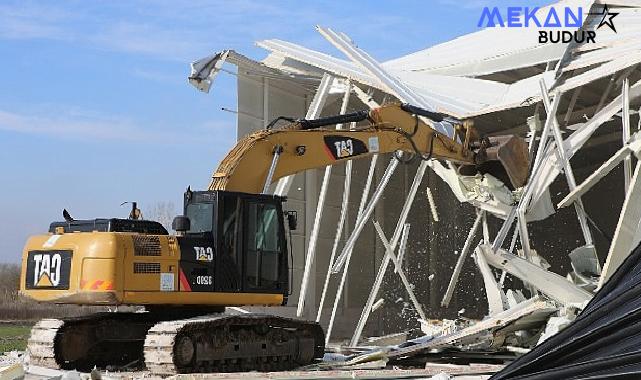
[0,324,32,353]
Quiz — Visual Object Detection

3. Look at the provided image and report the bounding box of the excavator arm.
[209,103,529,193]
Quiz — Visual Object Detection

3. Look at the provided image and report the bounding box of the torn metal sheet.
[379,297,557,361]
[366,332,408,347]
[189,50,230,93]
[492,242,641,380]
[316,26,452,136]
[257,39,557,119]
[385,0,593,77]
[554,4,641,83]
[427,161,553,221]
[478,244,592,306]
[189,50,295,93]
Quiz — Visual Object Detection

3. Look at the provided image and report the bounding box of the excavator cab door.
[178,190,289,296]
[242,200,284,291]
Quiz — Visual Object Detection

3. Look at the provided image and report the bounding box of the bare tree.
[146,201,176,231]
[0,263,20,301]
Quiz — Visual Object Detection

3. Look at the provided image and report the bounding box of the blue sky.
[0,0,551,262]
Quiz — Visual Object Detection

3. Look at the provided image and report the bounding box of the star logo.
[589,4,619,33]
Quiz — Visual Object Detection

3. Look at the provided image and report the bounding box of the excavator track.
[27,312,162,372]
[26,312,324,375]
[144,314,324,376]
[27,318,64,369]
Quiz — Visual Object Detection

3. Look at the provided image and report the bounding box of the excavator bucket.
[481,135,530,189]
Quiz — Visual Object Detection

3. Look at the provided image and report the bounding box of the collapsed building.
[187,0,641,373]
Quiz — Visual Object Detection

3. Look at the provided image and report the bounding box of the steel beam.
[540,81,594,247]
[314,83,353,321]
[332,158,399,273]
[599,161,641,287]
[474,244,506,315]
[316,26,452,137]
[493,93,560,253]
[563,87,582,126]
[373,221,426,321]
[528,79,641,207]
[350,160,429,346]
[442,211,483,307]
[274,73,333,196]
[324,154,382,343]
[425,186,439,222]
[623,78,632,191]
[395,223,411,273]
[482,212,490,243]
[594,75,616,116]
[558,133,641,209]
[298,80,351,317]
[322,88,383,339]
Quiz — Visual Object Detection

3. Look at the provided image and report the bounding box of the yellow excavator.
[19,103,529,375]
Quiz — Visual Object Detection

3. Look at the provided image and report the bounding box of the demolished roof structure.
[189,0,641,377]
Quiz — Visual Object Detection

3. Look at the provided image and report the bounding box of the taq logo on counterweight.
[26,250,71,289]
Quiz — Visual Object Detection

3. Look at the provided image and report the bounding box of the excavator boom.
[210,103,529,193]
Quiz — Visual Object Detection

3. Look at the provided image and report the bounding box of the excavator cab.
[173,189,290,299]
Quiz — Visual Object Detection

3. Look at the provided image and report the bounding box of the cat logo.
[323,135,368,160]
[194,246,214,262]
[26,250,72,289]
[334,139,354,158]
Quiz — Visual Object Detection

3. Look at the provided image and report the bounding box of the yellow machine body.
[19,231,283,306]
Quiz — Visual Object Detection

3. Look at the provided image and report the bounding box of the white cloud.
[0,0,306,61]
[0,0,417,62]
[0,107,234,144]
[131,68,184,85]
[0,2,73,40]
[89,21,212,61]
[0,108,144,141]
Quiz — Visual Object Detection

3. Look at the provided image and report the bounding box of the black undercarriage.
[30,309,324,374]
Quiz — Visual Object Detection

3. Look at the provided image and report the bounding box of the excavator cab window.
[185,202,215,234]
[245,202,282,289]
